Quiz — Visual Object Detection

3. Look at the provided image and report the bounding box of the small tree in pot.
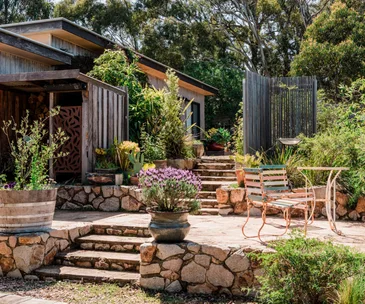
[0,108,68,233]
[139,167,201,243]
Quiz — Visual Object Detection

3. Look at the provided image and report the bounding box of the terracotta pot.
[153,160,167,169]
[235,169,245,187]
[147,208,190,243]
[193,143,205,158]
[130,176,139,185]
[0,188,57,233]
[207,143,224,151]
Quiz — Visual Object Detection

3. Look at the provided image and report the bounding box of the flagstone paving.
[0,292,66,304]
[53,211,365,252]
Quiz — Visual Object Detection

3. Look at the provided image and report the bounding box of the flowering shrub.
[115,141,140,171]
[138,167,202,212]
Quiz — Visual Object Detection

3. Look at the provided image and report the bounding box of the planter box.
[86,172,123,185]
[167,159,195,170]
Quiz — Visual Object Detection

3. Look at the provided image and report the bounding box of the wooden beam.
[44,82,87,92]
[0,28,72,64]
[49,92,55,180]
[77,73,127,96]
[0,69,81,83]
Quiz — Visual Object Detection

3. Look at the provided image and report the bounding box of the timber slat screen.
[244,71,317,153]
[82,83,129,178]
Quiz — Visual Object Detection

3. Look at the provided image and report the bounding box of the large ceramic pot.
[147,208,191,243]
[153,160,167,169]
[0,188,57,233]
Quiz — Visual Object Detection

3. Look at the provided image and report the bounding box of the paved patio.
[53,211,365,252]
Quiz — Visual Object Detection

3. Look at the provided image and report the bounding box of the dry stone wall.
[56,185,145,212]
[217,186,365,222]
[139,242,266,295]
[0,225,92,278]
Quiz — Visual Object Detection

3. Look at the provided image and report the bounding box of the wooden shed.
[0,69,128,182]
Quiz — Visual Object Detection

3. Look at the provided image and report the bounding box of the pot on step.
[147,208,191,243]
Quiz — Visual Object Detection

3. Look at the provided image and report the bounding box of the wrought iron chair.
[242,165,315,242]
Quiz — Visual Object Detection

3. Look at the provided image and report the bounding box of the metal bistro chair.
[242,165,315,242]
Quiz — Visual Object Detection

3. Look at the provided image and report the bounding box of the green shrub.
[335,274,365,304]
[160,69,192,159]
[256,234,365,304]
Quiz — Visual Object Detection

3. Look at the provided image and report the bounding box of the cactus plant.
[128,152,145,175]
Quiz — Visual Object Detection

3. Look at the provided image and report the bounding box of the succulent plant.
[128,152,145,175]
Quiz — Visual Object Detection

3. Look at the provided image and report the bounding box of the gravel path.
[0,277,255,304]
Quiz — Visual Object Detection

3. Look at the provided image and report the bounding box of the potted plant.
[115,140,140,182]
[230,152,263,187]
[142,133,167,169]
[161,70,195,170]
[206,128,231,152]
[192,140,204,158]
[139,167,201,242]
[95,147,119,174]
[128,152,144,185]
[0,108,68,233]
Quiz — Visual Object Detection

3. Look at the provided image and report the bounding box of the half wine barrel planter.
[0,189,57,233]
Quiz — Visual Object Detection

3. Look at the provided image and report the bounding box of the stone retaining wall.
[139,242,266,295]
[217,186,365,221]
[0,225,92,279]
[56,185,145,212]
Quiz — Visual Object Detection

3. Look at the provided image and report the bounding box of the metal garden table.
[297,167,349,235]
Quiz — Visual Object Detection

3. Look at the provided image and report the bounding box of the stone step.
[198,198,218,208]
[197,191,217,199]
[193,169,236,177]
[199,208,219,215]
[93,224,150,237]
[201,181,233,191]
[196,163,235,170]
[199,176,237,182]
[55,250,140,272]
[35,265,140,284]
[200,156,234,163]
[76,235,152,252]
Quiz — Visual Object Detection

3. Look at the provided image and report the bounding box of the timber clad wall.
[0,51,53,74]
[82,83,128,176]
[0,89,29,164]
[51,36,96,57]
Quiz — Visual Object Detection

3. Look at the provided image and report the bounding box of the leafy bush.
[232,101,244,154]
[256,234,365,304]
[1,108,68,190]
[141,134,166,162]
[334,274,365,304]
[160,69,192,159]
[139,167,201,212]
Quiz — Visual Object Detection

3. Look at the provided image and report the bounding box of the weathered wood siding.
[0,89,29,169]
[0,51,53,74]
[244,71,317,153]
[81,84,128,180]
[147,75,205,137]
[51,36,96,57]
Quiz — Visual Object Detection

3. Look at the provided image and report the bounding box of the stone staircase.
[194,156,236,215]
[35,224,152,284]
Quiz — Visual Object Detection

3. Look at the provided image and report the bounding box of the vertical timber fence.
[243,71,317,153]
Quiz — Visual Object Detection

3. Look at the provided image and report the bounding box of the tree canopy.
[290,0,365,99]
